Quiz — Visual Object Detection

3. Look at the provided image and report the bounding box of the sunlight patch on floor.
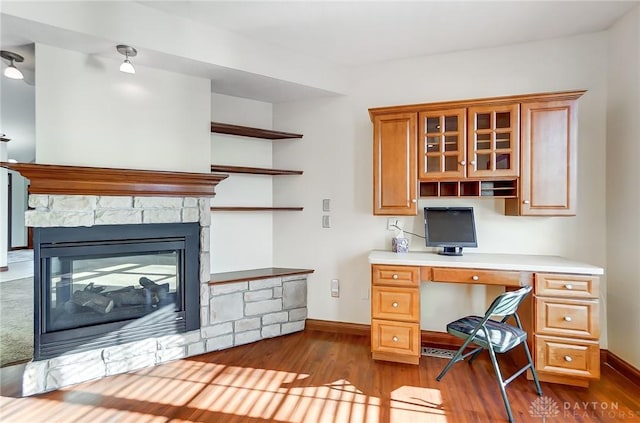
[390,385,447,422]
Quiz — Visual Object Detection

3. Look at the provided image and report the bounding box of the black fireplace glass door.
[42,242,184,333]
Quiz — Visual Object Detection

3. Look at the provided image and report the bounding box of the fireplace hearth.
[34,223,200,360]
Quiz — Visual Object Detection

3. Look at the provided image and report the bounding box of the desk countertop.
[368,250,604,275]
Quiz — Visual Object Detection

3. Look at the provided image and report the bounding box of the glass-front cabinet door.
[418,108,467,180]
[467,104,520,178]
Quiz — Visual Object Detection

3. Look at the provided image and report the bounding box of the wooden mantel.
[0,162,228,197]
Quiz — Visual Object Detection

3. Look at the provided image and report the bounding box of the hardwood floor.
[1,329,639,422]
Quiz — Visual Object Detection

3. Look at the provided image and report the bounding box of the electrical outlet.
[331,279,339,297]
[387,218,400,231]
[322,198,331,212]
[361,286,370,300]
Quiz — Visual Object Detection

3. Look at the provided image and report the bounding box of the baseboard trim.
[602,349,640,387]
[305,319,370,337]
[305,319,640,387]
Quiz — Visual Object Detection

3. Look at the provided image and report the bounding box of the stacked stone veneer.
[22,194,308,396]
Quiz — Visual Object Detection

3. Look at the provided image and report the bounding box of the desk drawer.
[535,274,599,299]
[535,335,600,379]
[372,265,419,287]
[535,298,599,339]
[372,286,419,321]
[432,268,531,287]
[371,319,420,357]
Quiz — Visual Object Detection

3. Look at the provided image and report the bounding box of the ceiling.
[1,1,638,102]
[140,1,638,67]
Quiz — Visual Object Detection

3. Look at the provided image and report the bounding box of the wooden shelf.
[210,207,303,212]
[211,122,303,140]
[419,179,517,198]
[210,165,302,176]
[0,162,228,197]
[210,267,314,285]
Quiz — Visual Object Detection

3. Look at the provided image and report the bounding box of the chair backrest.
[485,285,532,317]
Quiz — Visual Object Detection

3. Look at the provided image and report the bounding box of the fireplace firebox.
[33,223,200,360]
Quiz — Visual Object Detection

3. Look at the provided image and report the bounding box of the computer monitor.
[424,207,477,256]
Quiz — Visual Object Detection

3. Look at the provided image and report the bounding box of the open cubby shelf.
[419,179,518,198]
[210,165,302,176]
[211,122,303,140]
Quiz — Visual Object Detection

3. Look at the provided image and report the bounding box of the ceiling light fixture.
[116,44,137,74]
[0,50,24,80]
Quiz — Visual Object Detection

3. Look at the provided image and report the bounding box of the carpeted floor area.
[0,277,33,367]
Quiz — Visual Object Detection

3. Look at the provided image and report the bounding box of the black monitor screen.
[424,207,477,256]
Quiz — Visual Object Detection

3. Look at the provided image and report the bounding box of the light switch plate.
[322,215,330,228]
[331,279,339,297]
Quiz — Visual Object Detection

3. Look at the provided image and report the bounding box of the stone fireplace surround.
[1,163,310,396]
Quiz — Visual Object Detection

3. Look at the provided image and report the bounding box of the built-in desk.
[368,250,604,388]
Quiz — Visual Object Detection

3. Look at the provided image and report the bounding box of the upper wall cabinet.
[504,99,578,216]
[370,90,585,216]
[373,112,417,215]
[467,104,520,178]
[418,108,466,180]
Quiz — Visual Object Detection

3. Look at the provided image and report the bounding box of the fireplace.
[33,223,200,360]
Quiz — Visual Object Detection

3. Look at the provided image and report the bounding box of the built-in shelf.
[419,179,518,198]
[211,122,303,140]
[0,162,228,197]
[210,267,314,285]
[210,165,303,176]
[210,207,304,212]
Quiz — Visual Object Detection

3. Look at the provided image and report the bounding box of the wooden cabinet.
[371,264,421,364]
[373,113,417,215]
[418,108,467,180]
[370,90,585,214]
[534,273,600,386]
[467,104,520,178]
[505,99,578,216]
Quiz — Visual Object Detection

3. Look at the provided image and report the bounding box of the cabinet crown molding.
[368,90,586,121]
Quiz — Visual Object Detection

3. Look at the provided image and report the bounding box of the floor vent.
[421,347,457,359]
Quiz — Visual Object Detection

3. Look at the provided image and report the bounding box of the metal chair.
[435,285,542,423]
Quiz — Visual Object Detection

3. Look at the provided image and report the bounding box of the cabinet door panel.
[418,109,466,180]
[467,104,520,178]
[518,100,577,216]
[373,113,417,215]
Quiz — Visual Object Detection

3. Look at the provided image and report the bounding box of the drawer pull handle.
[472,275,479,281]
[392,336,399,342]
[392,302,399,308]
[564,355,573,362]
[565,284,573,290]
[392,274,398,280]
[564,316,572,322]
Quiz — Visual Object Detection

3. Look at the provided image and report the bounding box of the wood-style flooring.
[1,330,639,422]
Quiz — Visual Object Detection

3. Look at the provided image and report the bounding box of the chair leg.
[523,341,543,396]
[436,335,477,381]
[468,347,484,365]
[486,345,515,423]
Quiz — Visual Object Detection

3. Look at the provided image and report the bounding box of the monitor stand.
[439,246,463,256]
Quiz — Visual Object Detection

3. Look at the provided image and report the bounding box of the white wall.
[0,71,34,249]
[9,173,28,247]
[606,5,640,369]
[35,44,211,173]
[273,33,609,340]
[210,93,274,273]
[1,77,35,163]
